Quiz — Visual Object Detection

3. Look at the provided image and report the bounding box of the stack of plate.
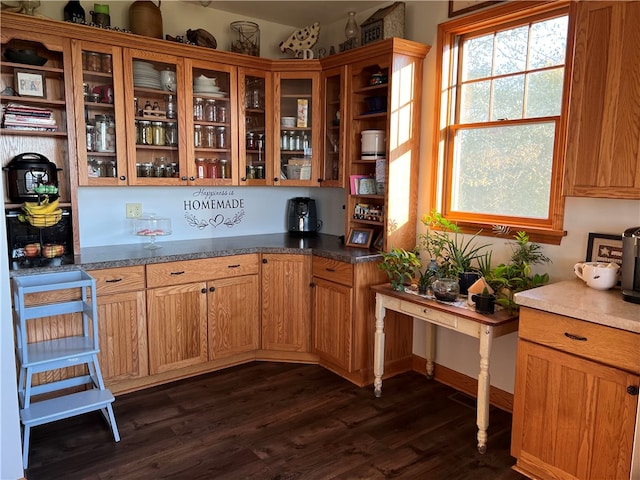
[133,61,161,89]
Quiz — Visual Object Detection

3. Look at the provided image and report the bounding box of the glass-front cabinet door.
[184,58,237,185]
[321,66,346,188]
[72,41,127,186]
[238,68,272,185]
[272,70,321,186]
[123,49,186,185]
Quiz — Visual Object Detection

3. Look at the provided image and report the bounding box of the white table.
[371,284,519,453]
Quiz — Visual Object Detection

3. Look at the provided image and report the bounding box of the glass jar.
[94,159,106,177]
[246,165,255,179]
[166,162,178,178]
[195,158,206,178]
[152,121,165,146]
[205,126,216,148]
[166,94,176,119]
[218,106,228,123]
[216,127,227,149]
[281,130,289,151]
[105,160,117,178]
[194,125,203,148]
[219,159,229,179]
[205,99,217,122]
[255,165,264,179]
[288,131,295,151]
[139,120,152,145]
[88,157,99,178]
[207,158,219,178]
[86,51,101,72]
[230,20,260,56]
[154,157,166,177]
[137,162,153,178]
[95,114,115,152]
[193,97,204,121]
[101,53,112,73]
[165,122,178,146]
[246,132,256,150]
[86,124,95,151]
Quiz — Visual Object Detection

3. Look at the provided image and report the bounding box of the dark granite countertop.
[9,233,381,277]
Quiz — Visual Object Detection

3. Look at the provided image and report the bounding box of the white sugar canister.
[361,130,386,159]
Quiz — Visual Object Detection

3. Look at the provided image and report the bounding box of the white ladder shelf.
[12,270,120,469]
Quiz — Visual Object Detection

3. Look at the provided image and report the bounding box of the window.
[433,2,572,244]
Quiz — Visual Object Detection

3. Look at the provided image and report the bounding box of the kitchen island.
[512,280,640,480]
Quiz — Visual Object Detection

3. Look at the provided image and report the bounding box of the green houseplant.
[485,231,551,313]
[378,247,421,291]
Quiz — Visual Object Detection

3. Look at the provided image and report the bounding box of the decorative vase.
[432,278,460,303]
[129,0,163,39]
[64,0,85,23]
[344,11,360,46]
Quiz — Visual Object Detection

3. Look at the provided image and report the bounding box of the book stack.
[2,103,58,131]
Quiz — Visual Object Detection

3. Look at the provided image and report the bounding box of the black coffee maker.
[621,226,640,304]
[287,197,319,235]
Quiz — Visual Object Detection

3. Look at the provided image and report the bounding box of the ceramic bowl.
[4,48,47,66]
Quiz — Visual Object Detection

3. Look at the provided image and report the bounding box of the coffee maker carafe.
[621,226,640,304]
[287,197,318,235]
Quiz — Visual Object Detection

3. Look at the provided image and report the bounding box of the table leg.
[425,322,436,379]
[373,294,386,398]
[476,326,493,454]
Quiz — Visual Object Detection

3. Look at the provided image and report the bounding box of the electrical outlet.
[126,203,143,218]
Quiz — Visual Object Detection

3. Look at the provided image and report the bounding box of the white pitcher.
[574,262,620,290]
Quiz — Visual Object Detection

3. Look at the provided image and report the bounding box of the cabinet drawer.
[146,254,259,288]
[519,307,640,373]
[312,256,353,286]
[88,266,146,295]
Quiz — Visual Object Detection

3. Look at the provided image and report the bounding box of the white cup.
[574,262,620,290]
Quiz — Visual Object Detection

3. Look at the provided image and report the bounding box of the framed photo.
[15,69,46,98]
[346,227,374,248]
[448,1,502,17]
[586,232,623,268]
[373,231,384,251]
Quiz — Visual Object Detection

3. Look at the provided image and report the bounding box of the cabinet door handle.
[170,271,185,276]
[106,278,123,283]
[564,332,587,342]
[201,288,207,294]
[119,175,126,181]
[325,268,336,272]
[262,258,268,264]
[181,176,188,181]
[241,177,247,181]
[209,286,216,293]
[227,264,240,268]
[627,386,639,396]
[273,177,279,182]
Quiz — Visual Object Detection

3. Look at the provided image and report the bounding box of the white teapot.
[574,262,620,290]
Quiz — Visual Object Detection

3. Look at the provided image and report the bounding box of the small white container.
[281,116,296,128]
[361,130,386,159]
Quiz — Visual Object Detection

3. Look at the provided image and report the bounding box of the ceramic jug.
[574,261,620,290]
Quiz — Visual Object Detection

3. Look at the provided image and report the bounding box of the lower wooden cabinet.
[146,281,208,375]
[511,308,640,480]
[89,266,148,384]
[261,253,311,352]
[208,274,260,359]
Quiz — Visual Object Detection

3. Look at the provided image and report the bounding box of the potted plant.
[378,247,421,291]
[471,286,497,314]
[486,231,551,313]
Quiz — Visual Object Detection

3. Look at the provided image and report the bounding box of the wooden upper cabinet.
[564,1,640,199]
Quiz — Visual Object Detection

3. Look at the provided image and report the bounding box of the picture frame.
[346,227,374,248]
[586,232,623,269]
[15,69,46,98]
[448,0,502,17]
[373,231,384,251]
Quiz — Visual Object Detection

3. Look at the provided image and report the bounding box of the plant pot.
[458,271,480,295]
[472,294,496,314]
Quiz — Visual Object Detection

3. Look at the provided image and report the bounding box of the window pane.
[529,17,568,69]
[526,68,564,117]
[462,34,493,81]
[460,80,490,122]
[492,74,524,120]
[494,26,528,75]
[451,123,555,219]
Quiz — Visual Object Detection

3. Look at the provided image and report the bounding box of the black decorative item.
[63,0,85,24]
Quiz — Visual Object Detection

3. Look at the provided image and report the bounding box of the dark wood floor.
[25,362,527,480]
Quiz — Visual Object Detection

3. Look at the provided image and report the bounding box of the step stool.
[12,270,120,469]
